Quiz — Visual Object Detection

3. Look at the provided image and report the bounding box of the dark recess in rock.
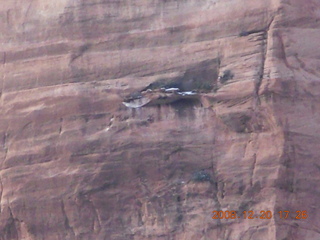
[219,69,234,84]
[171,99,199,119]
[142,59,219,92]
[124,91,142,101]
[239,29,265,37]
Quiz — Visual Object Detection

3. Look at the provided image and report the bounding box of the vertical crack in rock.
[210,163,222,227]
[280,119,296,193]
[2,131,7,149]
[60,200,76,238]
[254,16,275,107]
[21,0,33,35]
[7,198,18,223]
[59,118,63,135]
[6,10,10,25]
[0,176,3,213]
[3,203,19,240]
[2,131,8,168]
[24,0,33,21]
[276,32,291,70]
[209,144,223,227]
[7,204,14,220]
[69,43,91,64]
[87,198,101,234]
[213,193,222,227]
[250,154,257,187]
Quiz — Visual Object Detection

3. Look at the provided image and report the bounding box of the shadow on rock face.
[142,59,219,92]
[171,98,201,119]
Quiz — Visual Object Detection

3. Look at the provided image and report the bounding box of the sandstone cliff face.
[0,0,320,239]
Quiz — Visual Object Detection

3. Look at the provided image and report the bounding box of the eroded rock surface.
[1,0,320,239]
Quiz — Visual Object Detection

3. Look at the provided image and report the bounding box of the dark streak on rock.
[60,200,76,237]
[239,29,266,37]
[250,154,257,187]
[1,205,19,240]
[70,43,92,64]
[59,118,63,135]
[2,131,8,168]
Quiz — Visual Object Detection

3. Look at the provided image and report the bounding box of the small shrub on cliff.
[219,70,234,84]
[239,31,250,37]
[191,170,211,182]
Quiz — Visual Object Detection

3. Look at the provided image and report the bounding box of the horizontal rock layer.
[0,0,320,239]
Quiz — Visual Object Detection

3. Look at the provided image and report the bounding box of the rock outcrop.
[0,0,320,239]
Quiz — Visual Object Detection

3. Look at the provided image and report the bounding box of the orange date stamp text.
[212,210,308,220]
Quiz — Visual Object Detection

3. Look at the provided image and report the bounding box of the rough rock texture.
[0,0,320,239]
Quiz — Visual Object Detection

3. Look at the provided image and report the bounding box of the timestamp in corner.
[212,210,308,220]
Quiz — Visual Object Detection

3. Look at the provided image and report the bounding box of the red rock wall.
[0,0,320,239]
